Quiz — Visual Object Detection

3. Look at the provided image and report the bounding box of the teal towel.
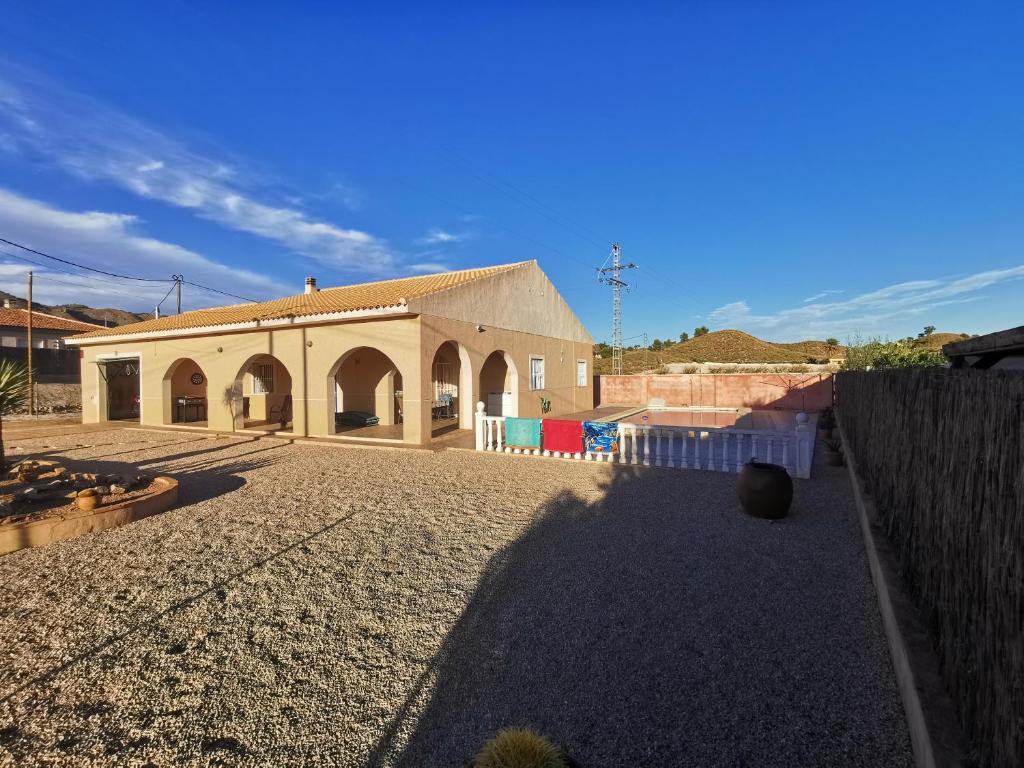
[504,417,542,448]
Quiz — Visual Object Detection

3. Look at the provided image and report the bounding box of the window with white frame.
[252,363,275,394]
[529,356,545,390]
[577,359,587,386]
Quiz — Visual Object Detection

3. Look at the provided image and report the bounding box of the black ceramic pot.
[737,461,793,519]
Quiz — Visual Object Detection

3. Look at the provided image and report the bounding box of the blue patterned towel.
[583,421,619,454]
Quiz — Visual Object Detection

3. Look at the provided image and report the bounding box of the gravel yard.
[0,428,912,767]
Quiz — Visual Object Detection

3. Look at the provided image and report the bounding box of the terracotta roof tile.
[0,308,103,333]
[70,261,530,341]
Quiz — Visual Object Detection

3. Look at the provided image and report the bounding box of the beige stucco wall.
[75,265,594,444]
[78,316,428,441]
[420,314,593,428]
[409,260,592,345]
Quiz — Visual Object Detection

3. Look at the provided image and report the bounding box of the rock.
[110,485,127,495]
[93,485,110,496]
[20,488,50,502]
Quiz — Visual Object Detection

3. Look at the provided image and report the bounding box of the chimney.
[304,276,318,294]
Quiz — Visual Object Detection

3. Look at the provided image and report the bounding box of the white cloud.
[0,69,393,273]
[0,188,281,311]
[419,228,466,245]
[708,265,1024,340]
[407,262,451,274]
[802,289,844,302]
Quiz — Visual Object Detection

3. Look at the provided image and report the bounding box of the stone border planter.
[0,476,178,557]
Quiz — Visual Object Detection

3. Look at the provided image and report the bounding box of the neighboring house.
[0,306,103,382]
[66,261,594,444]
[943,325,1024,371]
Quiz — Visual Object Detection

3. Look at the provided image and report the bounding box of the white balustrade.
[476,402,813,479]
[475,401,506,452]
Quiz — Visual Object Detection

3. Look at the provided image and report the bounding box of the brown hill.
[775,340,846,360]
[913,332,970,350]
[0,291,150,327]
[665,330,808,364]
[594,330,848,374]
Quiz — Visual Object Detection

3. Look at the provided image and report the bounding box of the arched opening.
[232,354,293,433]
[328,346,404,441]
[430,340,472,437]
[479,350,518,417]
[162,358,208,426]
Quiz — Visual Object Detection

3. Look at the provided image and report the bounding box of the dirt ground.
[0,426,912,767]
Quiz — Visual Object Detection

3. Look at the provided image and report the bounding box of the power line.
[0,237,174,282]
[425,151,713,321]
[181,280,255,303]
[0,237,257,304]
[0,249,153,289]
[438,147,609,250]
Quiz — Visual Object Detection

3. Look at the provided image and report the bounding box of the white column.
[795,412,811,479]
[475,401,486,451]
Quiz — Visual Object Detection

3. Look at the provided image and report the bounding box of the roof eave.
[66,304,410,346]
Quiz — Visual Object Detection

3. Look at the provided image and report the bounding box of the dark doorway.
[102,359,140,422]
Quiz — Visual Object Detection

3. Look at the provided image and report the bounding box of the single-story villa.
[66,260,594,444]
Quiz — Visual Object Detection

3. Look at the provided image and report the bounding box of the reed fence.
[836,368,1023,768]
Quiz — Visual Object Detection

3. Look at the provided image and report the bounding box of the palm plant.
[0,359,30,469]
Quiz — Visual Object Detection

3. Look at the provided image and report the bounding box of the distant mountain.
[0,291,151,328]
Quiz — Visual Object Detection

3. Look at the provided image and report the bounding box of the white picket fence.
[474,402,813,479]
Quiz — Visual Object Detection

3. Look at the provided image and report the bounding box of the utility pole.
[173,274,183,314]
[598,242,638,376]
[643,331,648,373]
[26,271,34,415]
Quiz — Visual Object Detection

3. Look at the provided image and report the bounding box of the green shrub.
[474,729,566,768]
[842,338,946,370]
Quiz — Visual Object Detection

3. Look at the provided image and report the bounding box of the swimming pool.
[621,407,811,432]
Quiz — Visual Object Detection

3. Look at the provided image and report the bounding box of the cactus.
[474,728,566,768]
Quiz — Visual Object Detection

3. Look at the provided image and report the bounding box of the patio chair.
[439,393,454,419]
[268,394,292,428]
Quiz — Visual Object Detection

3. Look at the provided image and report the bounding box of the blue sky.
[0,1,1021,342]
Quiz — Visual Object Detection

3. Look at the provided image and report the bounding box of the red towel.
[542,419,583,454]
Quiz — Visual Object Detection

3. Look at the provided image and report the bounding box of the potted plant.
[817,406,836,439]
[76,488,100,512]
[736,460,793,519]
[823,438,844,466]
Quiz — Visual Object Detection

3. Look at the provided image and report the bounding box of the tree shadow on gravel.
[370,463,911,768]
